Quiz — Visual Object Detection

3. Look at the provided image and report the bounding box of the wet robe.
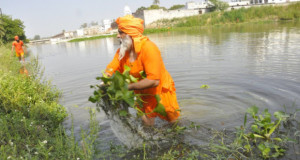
[105,39,180,122]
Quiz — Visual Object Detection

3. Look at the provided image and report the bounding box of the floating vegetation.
[200,84,210,89]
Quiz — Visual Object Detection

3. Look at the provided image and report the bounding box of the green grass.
[68,34,116,42]
[149,2,300,31]
[0,45,100,159]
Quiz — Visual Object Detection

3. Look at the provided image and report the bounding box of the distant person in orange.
[105,15,180,126]
[11,36,26,62]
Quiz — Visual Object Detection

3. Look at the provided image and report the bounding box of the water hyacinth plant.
[89,65,167,118]
[235,106,290,159]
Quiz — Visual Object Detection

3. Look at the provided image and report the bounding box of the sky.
[2,0,190,39]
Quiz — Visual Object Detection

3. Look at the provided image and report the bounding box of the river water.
[28,22,300,150]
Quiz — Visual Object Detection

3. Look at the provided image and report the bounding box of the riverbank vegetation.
[68,34,115,42]
[147,2,300,31]
[0,45,102,159]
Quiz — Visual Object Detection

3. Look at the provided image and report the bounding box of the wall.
[186,1,210,9]
[143,9,199,27]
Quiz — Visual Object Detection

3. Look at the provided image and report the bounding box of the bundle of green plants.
[89,65,166,118]
[89,66,170,146]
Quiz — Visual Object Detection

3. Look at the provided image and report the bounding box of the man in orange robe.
[105,15,180,126]
[11,36,26,62]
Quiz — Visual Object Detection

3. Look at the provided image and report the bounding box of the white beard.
[119,34,132,60]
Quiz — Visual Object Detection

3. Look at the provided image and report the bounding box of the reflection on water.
[28,22,300,146]
[19,65,29,76]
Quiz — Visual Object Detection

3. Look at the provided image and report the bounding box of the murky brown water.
[28,21,300,148]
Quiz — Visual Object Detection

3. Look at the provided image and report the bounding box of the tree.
[90,21,98,26]
[1,14,26,43]
[209,0,229,11]
[33,35,40,40]
[111,21,118,29]
[80,23,88,28]
[153,0,160,5]
[136,6,147,13]
[148,5,160,10]
[0,16,5,44]
[169,4,185,10]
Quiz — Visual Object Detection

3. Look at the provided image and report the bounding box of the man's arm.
[105,49,121,76]
[128,78,159,90]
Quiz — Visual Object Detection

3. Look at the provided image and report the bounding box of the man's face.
[118,29,133,60]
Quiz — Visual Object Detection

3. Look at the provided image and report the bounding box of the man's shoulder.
[142,39,158,49]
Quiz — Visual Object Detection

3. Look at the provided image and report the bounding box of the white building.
[76,29,84,37]
[143,9,199,27]
[186,1,210,9]
[103,19,112,32]
[228,0,250,6]
[64,31,76,39]
[83,25,102,35]
[185,1,212,14]
[251,0,287,4]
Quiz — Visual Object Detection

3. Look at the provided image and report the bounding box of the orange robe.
[106,40,180,122]
[12,40,24,53]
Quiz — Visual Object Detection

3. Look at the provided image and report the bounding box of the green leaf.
[244,144,251,152]
[119,110,128,116]
[251,125,260,133]
[274,111,286,120]
[272,152,280,158]
[129,75,138,83]
[200,84,209,89]
[139,70,146,79]
[153,95,167,116]
[247,106,258,116]
[101,70,109,78]
[253,134,265,139]
[153,103,167,116]
[111,71,126,89]
[88,96,97,103]
[263,147,271,158]
[115,90,123,100]
[100,76,111,84]
[243,113,247,127]
[124,98,135,107]
[123,65,131,74]
[258,143,265,151]
[266,118,281,138]
[273,138,282,142]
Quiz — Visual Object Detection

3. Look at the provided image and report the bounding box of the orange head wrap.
[116,15,148,53]
[14,36,19,40]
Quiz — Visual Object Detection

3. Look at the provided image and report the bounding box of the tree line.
[0,13,26,44]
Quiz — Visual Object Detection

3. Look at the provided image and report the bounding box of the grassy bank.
[147,2,300,32]
[68,34,115,42]
[0,45,100,159]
